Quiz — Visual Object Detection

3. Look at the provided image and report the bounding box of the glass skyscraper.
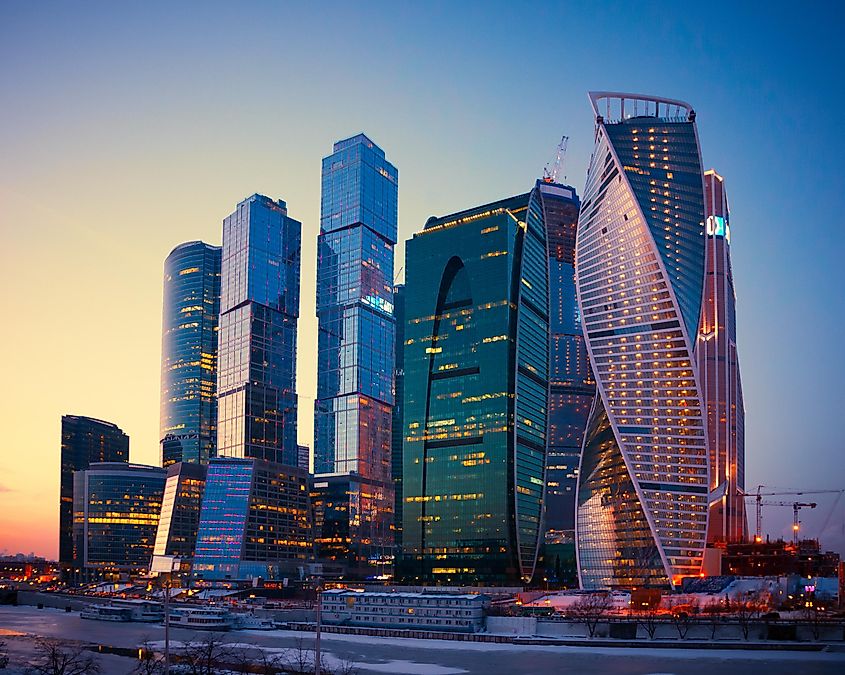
[151,461,207,572]
[160,241,221,467]
[391,283,406,550]
[217,194,301,466]
[402,190,550,585]
[699,169,747,544]
[575,92,710,590]
[538,180,595,538]
[72,462,165,582]
[314,134,398,482]
[192,457,312,581]
[59,415,129,573]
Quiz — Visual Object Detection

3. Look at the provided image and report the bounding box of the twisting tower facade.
[575,92,710,589]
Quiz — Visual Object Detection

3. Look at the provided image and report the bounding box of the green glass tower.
[401,190,550,585]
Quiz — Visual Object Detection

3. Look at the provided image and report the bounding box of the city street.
[1,606,844,674]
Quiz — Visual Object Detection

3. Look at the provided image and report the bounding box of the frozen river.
[1,605,844,674]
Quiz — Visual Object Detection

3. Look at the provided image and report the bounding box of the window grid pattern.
[698,170,746,544]
[401,192,548,585]
[217,195,300,466]
[160,242,221,467]
[315,135,397,481]
[538,183,595,535]
[576,106,709,589]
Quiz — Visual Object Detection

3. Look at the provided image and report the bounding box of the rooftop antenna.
[542,136,569,184]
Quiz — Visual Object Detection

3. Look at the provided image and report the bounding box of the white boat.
[234,614,275,630]
[168,606,233,631]
[80,605,131,622]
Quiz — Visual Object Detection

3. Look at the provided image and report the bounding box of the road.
[1,605,844,674]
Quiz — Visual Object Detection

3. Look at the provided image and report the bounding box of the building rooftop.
[589,91,694,123]
[332,133,385,156]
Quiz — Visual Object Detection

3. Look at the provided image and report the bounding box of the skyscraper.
[391,283,406,550]
[151,461,207,572]
[698,169,747,544]
[217,194,301,466]
[72,462,165,583]
[575,92,710,590]
[538,180,595,537]
[192,457,312,581]
[402,189,550,585]
[160,241,221,467]
[314,134,398,482]
[59,415,129,573]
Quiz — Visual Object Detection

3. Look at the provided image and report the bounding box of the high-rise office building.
[72,462,165,582]
[314,134,398,482]
[538,180,595,537]
[217,194,301,466]
[575,92,710,590]
[402,189,550,585]
[160,241,221,467]
[391,283,406,550]
[151,461,207,572]
[311,473,394,579]
[698,170,747,544]
[192,457,312,581]
[59,415,129,573]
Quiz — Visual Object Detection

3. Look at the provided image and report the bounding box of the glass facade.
[160,241,221,467]
[314,134,398,484]
[71,462,165,581]
[152,461,207,569]
[537,181,595,538]
[59,415,129,570]
[575,93,710,590]
[698,170,747,544]
[217,195,301,466]
[401,190,549,585]
[311,474,394,580]
[193,457,312,581]
[391,284,406,550]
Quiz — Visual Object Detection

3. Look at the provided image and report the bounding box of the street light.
[151,555,180,674]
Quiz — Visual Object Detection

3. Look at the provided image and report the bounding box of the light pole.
[152,555,179,674]
[314,577,322,675]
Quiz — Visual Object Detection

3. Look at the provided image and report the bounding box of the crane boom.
[745,484,842,542]
[542,136,569,184]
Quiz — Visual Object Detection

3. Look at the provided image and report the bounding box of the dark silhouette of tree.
[25,639,100,675]
[670,598,699,640]
[0,638,9,670]
[568,593,612,638]
[130,641,163,675]
[178,633,237,675]
[732,590,765,640]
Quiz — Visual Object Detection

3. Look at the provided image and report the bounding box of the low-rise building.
[321,589,488,632]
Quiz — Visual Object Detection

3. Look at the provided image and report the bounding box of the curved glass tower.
[402,188,549,585]
[699,170,747,544]
[160,241,221,466]
[575,92,710,590]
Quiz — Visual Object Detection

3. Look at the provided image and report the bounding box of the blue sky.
[1,1,843,556]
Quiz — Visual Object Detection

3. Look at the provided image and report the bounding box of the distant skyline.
[1,1,844,558]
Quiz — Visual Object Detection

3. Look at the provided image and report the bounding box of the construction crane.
[744,486,845,542]
[542,136,569,184]
[756,501,817,545]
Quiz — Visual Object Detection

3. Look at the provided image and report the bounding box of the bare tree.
[25,639,101,675]
[802,601,824,641]
[701,598,725,640]
[329,659,359,675]
[670,598,699,639]
[636,602,661,640]
[0,638,9,670]
[567,593,612,638]
[178,633,237,675]
[732,590,765,641]
[130,641,163,675]
[280,637,314,674]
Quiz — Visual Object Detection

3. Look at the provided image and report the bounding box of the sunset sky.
[1,1,844,558]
